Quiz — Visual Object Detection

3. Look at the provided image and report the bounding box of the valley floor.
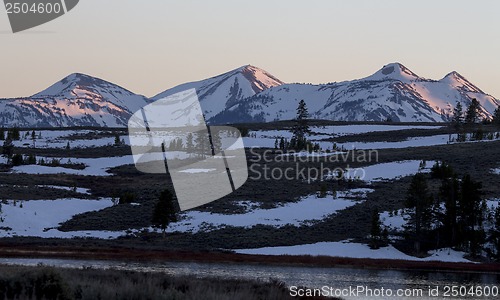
[1,122,500,268]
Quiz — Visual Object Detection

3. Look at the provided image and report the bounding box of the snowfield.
[12,130,130,149]
[234,241,472,263]
[381,209,406,231]
[36,185,91,195]
[341,160,435,183]
[11,156,135,176]
[0,198,122,239]
[167,189,373,233]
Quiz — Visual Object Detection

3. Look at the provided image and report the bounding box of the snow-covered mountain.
[210,63,499,123]
[0,73,150,127]
[152,65,284,120]
[1,63,498,127]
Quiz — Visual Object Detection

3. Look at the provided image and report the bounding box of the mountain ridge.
[0,63,498,127]
[210,63,499,124]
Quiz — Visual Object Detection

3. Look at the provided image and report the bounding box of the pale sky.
[1,0,499,99]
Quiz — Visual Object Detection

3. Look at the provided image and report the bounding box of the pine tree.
[318,184,327,198]
[465,98,481,124]
[493,106,500,127]
[186,132,194,153]
[11,154,23,166]
[176,138,184,151]
[9,127,20,141]
[210,130,222,154]
[114,134,121,146]
[405,173,434,254]
[152,189,178,236]
[291,100,310,150]
[0,128,4,141]
[440,176,460,246]
[452,102,464,129]
[370,209,382,249]
[458,174,484,256]
[2,138,14,160]
[195,131,211,158]
[492,206,500,261]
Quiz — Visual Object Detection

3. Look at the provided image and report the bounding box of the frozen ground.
[36,185,91,195]
[381,209,406,231]
[235,241,472,263]
[340,160,435,182]
[11,156,135,176]
[167,189,373,233]
[12,130,130,149]
[0,198,122,239]
[244,133,455,150]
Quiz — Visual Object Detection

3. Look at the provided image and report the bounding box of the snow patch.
[235,241,472,263]
[0,198,120,239]
[167,189,373,233]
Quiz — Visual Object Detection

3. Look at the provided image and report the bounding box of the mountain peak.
[60,73,109,87]
[441,71,483,93]
[365,62,421,82]
[152,64,284,119]
[443,71,466,81]
[33,73,136,98]
[237,65,285,90]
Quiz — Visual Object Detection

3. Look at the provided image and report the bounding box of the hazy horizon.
[1,0,499,99]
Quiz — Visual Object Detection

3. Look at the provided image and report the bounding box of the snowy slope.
[212,63,500,124]
[152,65,284,120]
[0,73,150,128]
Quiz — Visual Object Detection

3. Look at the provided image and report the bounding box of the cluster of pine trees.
[452,99,500,128]
[400,162,499,260]
[273,100,322,152]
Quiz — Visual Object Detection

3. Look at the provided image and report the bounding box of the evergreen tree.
[11,127,20,140]
[176,138,184,151]
[440,176,460,246]
[291,100,310,150]
[492,206,500,261]
[369,209,383,249]
[458,174,484,256]
[186,132,194,153]
[114,134,121,146]
[31,130,36,141]
[0,128,4,141]
[11,154,23,166]
[168,140,176,151]
[194,131,211,158]
[318,184,327,198]
[152,189,178,236]
[210,130,222,154]
[2,138,14,160]
[405,173,434,254]
[465,98,481,125]
[26,154,36,165]
[492,106,500,127]
[452,102,464,129]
